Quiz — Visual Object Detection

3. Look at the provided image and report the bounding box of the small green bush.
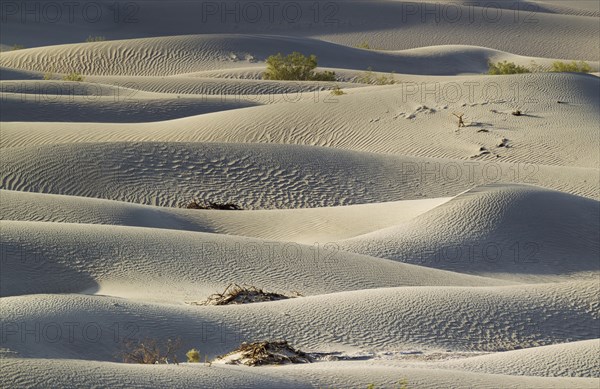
[550,60,591,73]
[357,67,396,85]
[186,348,200,363]
[356,41,371,49]
[86,35,106,43]
[488,61,530,75]
[330,85,345,96]
[119,338,181,364]
[63,72,84,82]
[375,71,396,85]
[366,379,408,389]
[355,41,384,50]
[263,52,336,81]
[309,70,337,81]
[357,67,374,83]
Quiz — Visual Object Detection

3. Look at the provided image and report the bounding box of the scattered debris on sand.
[311,349,490,362]
[185,201,242,210]
[511,110,522,116]
[214,340,313,366]
[471,146,492,158]
[119,338,182,365]
[415,105,436,114]
[477,128,489,133]
[497,138,510,147]
[400,105,437,120]
[190,283,299,306]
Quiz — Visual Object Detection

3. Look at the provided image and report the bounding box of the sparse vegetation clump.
[330,85,345,95]
[185,200,242,210]
[186,348,201,363]
[192,283,299,306]
[488,61,530,75]
[550,60,591,73]
[263,52,336,81]
[86,35,106,42]
[62,72,84,82]
[355,41,384,50]
[10,44,26,51]
[488,60,592,75]
[216,340,312,366]
[357,67,396,85]
[367,380,409,389]
[119,338,182,364]
[356,41,371,49]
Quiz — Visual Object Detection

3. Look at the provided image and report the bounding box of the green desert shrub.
[488,61,530,75]
[375,71,396,85]
[550,60,591,73]
[357,67,375,83]
[330,85,345,95]
[366,380,408,389]
[86,35,106,42]
[263,52,336,81]
[62,72,84,82]
[355,41,384,50]
[119,338,181,364]
[357,67,396,85]
[356,41,371,49]
[186,348,201,363]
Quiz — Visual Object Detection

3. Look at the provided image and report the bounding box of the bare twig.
[452,112,466,128]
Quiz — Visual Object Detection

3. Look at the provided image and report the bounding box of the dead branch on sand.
[216,340,313,366]
[452,112,466,128]
[190,283,300,306]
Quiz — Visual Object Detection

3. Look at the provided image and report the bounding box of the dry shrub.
[119,338,181,364]
[186,348,201,363]
[191,283,299,306]
[217,340,312,366]
[186,200,242,210]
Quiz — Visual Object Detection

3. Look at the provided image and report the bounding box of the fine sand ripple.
[1,3,598,387]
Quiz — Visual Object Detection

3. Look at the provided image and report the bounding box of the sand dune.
[2,358,598,389]
[340,184,600,281]
[439,339,600,377]
[2,1,599,60]
[2,72,598,174]
[1,281,597,361]
[0,219,513,300]
[2,143,598,213]
[0,189,450,244]
[2,35,598,77]
[1,1,598,387]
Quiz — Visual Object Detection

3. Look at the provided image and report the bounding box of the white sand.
[1,1,598,387]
